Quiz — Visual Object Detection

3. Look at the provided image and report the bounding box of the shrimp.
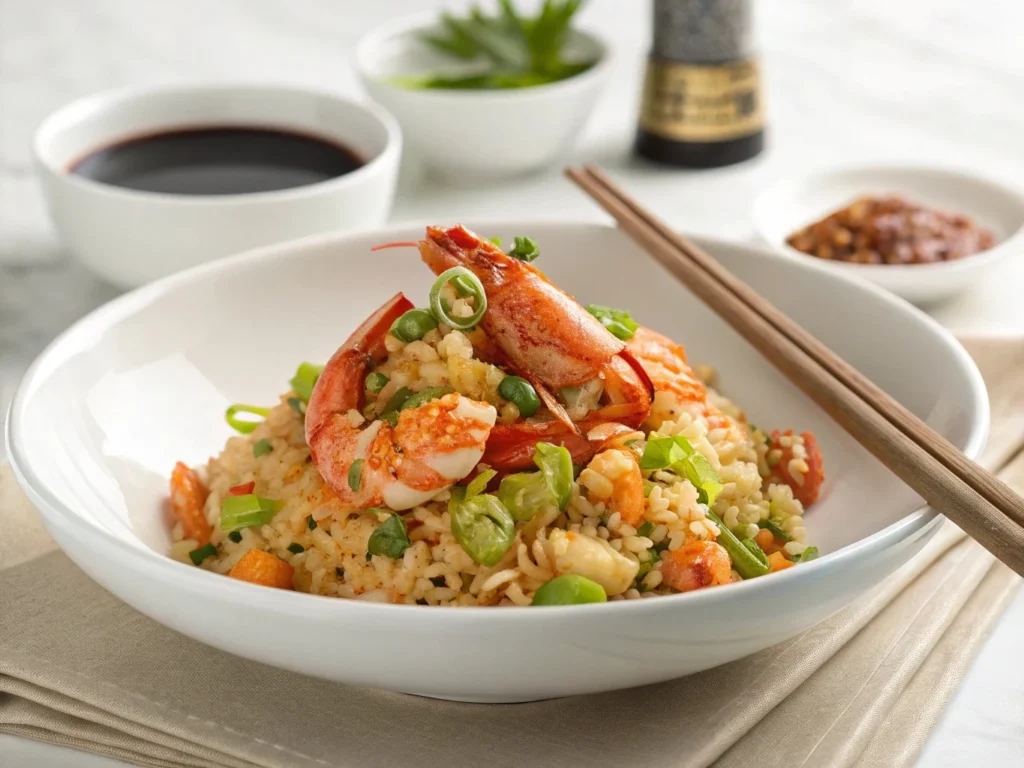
[417,225,653,469]
[763,429,824,507]
[169,462,211,546]
[579,448,645,528]
[661,540,732,593]
[305,293,498,511]
[625,325,741,435]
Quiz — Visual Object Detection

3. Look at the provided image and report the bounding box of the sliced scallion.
[429,266,487,330]
[289,362,324,402]
[220,494,280,531]
[252,438,273,458]
[307,515,317,530]
[225,404,270,434]
[189,542,217,566]
[227,531,243,543]
[348,459,364,492]
[287,543,305,554]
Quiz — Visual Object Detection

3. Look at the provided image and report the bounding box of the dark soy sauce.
[70,126,364,195]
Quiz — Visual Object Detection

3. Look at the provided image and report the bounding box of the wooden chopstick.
[566,165,1024,576]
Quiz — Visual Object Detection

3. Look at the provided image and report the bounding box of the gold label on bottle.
[639,58,763,143]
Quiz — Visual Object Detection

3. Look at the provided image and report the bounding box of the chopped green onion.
[365,551,373,562]
[220,494,280,531]
[336,567,345,577]
[365,372,389,393]
[378,386,413,424]
[399,386,454,411]
[585,305,639,341]
[508,235,540,262]
[794,546,820,563]
[488,236,503,246]
[391,308,438,343]
[465,469,498,499]
[307,515,317,530]
[287,543,305,554]
[227,531,243,543]
[430,267,487,330]
[367,514,411,559]
[498,375,541,417]
[758,518,793,542]
[225,404,270,434]
[637,521,654,538]
[706,509,770,580]
[252,438,273,458]
[348,459,364,492]
[430,575,447,587]
[286,397,305,416]
[289,362,324,402]
[448,487,515,566]
[189,542,217,565]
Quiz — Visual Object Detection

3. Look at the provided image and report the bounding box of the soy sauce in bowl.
[70,126,364,196]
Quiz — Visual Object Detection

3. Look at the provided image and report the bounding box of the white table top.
[1,1,1022,766]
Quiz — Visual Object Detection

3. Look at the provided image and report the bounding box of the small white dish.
[34,83,402,288]
[353,13,610,181]
[6,221,988,702]
[752,165,1024,304]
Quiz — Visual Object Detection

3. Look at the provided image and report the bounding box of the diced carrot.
[768,551,795,573]
[169,462,212,546]
[764,429,825,507]
[227,481,255,496]
[228,550,295,589]
[754,528,781,555]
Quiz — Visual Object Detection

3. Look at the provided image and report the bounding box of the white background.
[1,0,1022,765]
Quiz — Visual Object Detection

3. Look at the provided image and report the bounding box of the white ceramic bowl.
[6,222,987,703]
[34,83,402,288]
[354,14,609,181]
[752,165,1024,304]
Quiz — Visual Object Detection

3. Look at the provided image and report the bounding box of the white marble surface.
[1,1,1023,766]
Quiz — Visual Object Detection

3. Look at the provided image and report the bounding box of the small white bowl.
[6,221,987,702]
[34,83,402,288]
[354,13,610,181]
[752,165,1024,304]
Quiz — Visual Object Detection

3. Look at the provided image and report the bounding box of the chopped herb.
[382,411,399,426]
[637,521,655,538]
[286,397,305,416]
[189,542,217,565]
[307,516,317,531]
[335,567,345,578]
[378,386,413,424]
[227,531,243,543]
[585,305,639,341]
[287,543,305,554]
[348,459,364,492]
[365,551,373,562]
[399,386,455,412]
[367,514,412,559]
[794,546,820,563]
[252,438,273,458]
[508,235,540,262]
[488,236,503,246]
[430,576,447,587]
[639,435,723,507]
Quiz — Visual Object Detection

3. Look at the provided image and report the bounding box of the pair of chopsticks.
[566,165,1024,577]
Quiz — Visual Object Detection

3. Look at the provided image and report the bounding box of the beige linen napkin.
[1,336,1022,768]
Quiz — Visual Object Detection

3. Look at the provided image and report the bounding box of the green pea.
[498,375,541,417]
[365,372,389,393]
[532,575,607,606]
[391,309,438,343]
[448,488,514,566]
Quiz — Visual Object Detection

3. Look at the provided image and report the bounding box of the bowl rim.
[32,82,404,206]
[352,10,612,102]
[5,221,990,621]
[751,163,1024,279]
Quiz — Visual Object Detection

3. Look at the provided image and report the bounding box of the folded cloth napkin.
[2,336,1022,768]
